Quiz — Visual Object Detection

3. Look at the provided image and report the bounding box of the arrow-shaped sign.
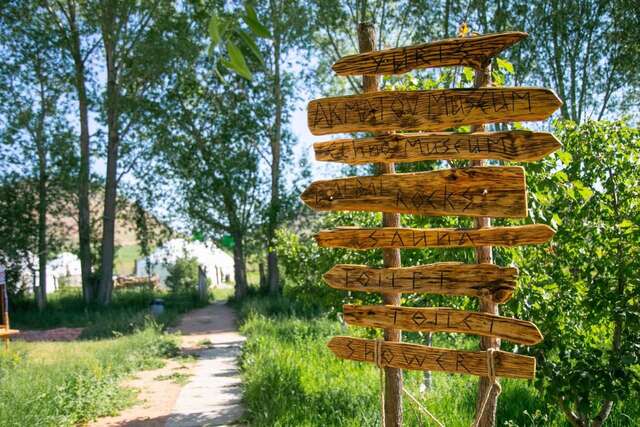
[315,225,554,250]
[307,88,562,135]
[313,131,561,164]
[327,336,536,379]
[324,263,517,303]
[301,166,527,218]
[342,305,543,345]
[332,32,527,75]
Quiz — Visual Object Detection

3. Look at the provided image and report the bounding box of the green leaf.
[225,40,252,80]
[243,3,270,38]
[557,150,572,165]
[496,57,515,74]
[208,14,221,45]
[462,67,474,82]
[236,29,264,65]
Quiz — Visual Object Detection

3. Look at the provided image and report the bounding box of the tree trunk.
[358,22,403,427]
[36,138,48,311]
[472,63,500,427]
[267,0,282,295]
[68,2,93,304]
[232,232,248,300]
[98,6,119,306]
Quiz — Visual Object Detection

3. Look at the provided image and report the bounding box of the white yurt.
[17,251,82,294]
[135,238,234,288]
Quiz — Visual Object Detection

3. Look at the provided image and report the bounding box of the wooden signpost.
[301,28,561,427]
[343,305,543,345]
[307,87,562,135]
[315,224,555,249]
[314,130,561,164]
[301,166,527,218]
[333,32,527,75]
[324,263,517,303]
[327,337,536,379]
[0,265,18,349]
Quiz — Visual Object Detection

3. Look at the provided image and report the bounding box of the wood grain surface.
[313,131,561,164]
[308,88,562,135]
[315,224,554,249]
[324,263,518,303]
[300,166,527,218]
[332,32,527,75]
[343,305,543,345]
[327,336,536,379]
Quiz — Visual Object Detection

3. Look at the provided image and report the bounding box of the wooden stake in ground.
[472,61,500,427]
[357,22,403,427]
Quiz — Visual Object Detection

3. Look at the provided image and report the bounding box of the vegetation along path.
[166,301,245,427]
[92,300,245,427]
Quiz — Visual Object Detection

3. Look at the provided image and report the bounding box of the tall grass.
[238,295,639,426]
[11,288,205,339]
[0,322,179,427]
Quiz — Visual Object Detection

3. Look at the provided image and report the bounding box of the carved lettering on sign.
[307,88,562,135]
[343,305,543,345]
[313,131,561,164]
[324,263,518,303]
[332,32,528,75]
[327,336,536,379]
[301,167,527,218]
[315,225,555,250]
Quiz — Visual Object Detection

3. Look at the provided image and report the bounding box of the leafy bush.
[165,256,199,293]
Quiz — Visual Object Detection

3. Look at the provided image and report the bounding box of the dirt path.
[90,301,245,427]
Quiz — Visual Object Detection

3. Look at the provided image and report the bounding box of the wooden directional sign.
[315,224,554,250]
[301,166,527,218]
[328,336,536,379]
[307,88,562,135]
[343,305,543,345]
[0,329,18,338]
[313,131,561,164]
[324,263,517,303]
[333,32,527,75]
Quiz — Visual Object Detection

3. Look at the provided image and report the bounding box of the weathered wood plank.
[0,329,19,337]
[313,131,561,164]
[327,336,536,379]
[324,263,517,303]
[300,166,527,218]
[332,32,528,76]
[315,224,554,250]
[307,88,562,135]
[343,305,543,345]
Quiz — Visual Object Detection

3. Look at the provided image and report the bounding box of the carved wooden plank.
[324,263,517,303]
[307,88,562,135]
[332,32,527,76]
[343,305,543,345]
[0,329,19,337]
[315,224,554,250]
[327,336,536,379]
[300,166,527,218]
[314,131,561,164]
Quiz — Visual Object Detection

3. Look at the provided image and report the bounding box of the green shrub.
[165,256,199,293]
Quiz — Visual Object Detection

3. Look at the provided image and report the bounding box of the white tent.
[18,251,82,294]
[135,238,234,288]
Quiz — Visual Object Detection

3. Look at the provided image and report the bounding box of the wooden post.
[472,63,500,426]
[357,22,403,427]
[1,283,9,350]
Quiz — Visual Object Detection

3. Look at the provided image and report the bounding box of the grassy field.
[236,295,640,427]
[0,322,180,427]
[0,287,208,427]
[114,244,142,275]
[11,288,205,338]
